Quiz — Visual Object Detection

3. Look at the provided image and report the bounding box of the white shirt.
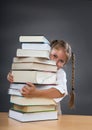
[54,68,68,102]
[36,68,68,102]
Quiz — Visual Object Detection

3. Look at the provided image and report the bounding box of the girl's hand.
[21,82,37,97]
[7,71,14,83]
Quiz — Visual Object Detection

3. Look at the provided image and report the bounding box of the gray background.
[0,0,92,115]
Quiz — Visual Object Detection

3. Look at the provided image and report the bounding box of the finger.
[9,72,13,79]
[21,91,30,97]
[26,82,35,87]
[22,86,28,92]
[7,71,14,82]
[21,86,30,94]
[20,88,27,95]
[24,85,31,90]
[8,76,13,82]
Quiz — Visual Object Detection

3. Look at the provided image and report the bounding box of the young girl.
[7,40,75,114]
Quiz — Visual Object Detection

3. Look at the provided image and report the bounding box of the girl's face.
[50,48,67,69]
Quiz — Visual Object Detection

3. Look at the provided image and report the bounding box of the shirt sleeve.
[36,68,68,103]
[52,68,68,102]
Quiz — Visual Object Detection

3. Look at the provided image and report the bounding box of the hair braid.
[69,52,75,109]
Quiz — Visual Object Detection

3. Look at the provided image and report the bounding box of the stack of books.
[8,36,58,122]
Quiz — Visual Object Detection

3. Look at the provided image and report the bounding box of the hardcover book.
[11,104,56,113]
[21,43,51,51]
[10,95,56,106]
[16,49,50,59]
[13,57,56,65]
[8,88,22,96]
[19,36,50,44]
[12,70,56,84]
[11,62,57,72]
[9,109,58,122]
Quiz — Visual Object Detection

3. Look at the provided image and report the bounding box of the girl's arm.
[21,82,65,98]
[7,72,65,98]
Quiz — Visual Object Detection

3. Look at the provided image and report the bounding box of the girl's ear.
[68,52,75,109]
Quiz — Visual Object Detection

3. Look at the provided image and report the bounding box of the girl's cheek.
[57,64,64,69]
[56,64,61,69]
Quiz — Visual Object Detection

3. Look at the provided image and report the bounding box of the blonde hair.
[50,40,75,109]
[50,40,72,63]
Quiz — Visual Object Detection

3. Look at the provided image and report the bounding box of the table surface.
[0,112,92,130]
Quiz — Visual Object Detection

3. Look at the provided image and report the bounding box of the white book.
[9,83,26,96]
[8,88,22,96]
[22,43,51,51]
[10,83,25,90]
[10,95,56,106]
[13,57,56,65]
[9,109,58,122]
[11,62,57,72]
[12,70,56,84]
[16,49,50,59]
[19,36,50,44]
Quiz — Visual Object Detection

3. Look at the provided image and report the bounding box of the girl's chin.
[57,67,62,70]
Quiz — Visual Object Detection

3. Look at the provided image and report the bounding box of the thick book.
[19,36,50,44]
[9,109,58,122]
[11,62,57,72]
[8,83,25,96]
[16,49,50,59]
[21,43,51,51]
[10,95,56,106]
[13,57,56,65]
[9,83,25,90]
[12,70,56,84]
[8,88,22,96]
[11,104,56,113]
[8,83,57,96]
